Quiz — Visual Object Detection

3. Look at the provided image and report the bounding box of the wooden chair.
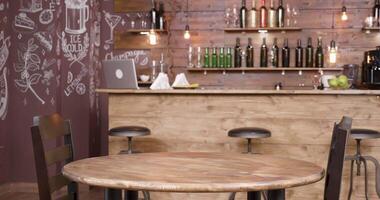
[31,113,78,200]
[324,116,352,200]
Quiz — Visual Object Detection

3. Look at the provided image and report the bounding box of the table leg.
[267,189,285,200]
[105,189,122,200]
[124,190,138,200]
[247,191,261,200]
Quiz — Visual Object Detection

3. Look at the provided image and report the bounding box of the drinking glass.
[224,8,232,28]
[232,4,239,28]
[286,4,292,27]
[292,7,299,26]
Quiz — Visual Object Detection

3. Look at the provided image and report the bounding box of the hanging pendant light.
[341,6,348,21]
[149,29,158,45]
[184,0,191,40]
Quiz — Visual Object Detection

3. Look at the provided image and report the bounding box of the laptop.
[102,60,139,89]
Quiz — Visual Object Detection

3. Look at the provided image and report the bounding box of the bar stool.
[109,126,151,200]
[228,127,271,200]
[228,127,271,153]
[346,129,380,200]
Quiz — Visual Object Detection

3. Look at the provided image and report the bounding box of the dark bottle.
[204,48,210,68]
[260,38,268,67]
[282,38,290,67]
[295,39,303,68]
[277,0,285,27]
[226,48,233,68]
[315,37,324,68]
[219,48,225,68]
[211,47,218,68]
[305,37,314,68]
[240,0,248,28]
[260,0,268,28]
[246,38,254,67]
[150,1,158,29]
[158,1,165,30]
[234,38,242,67]
[270,38,279,67]
[374,0,380,26]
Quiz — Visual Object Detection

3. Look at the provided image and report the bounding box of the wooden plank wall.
[108,94,380,200]
[114,0,377,89]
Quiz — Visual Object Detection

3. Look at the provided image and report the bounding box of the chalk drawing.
[103,11,121,44]
[19,0,43,13]
[39,0,58,25]
[67,71,73,83]
[41,59,56,86]
[14,13,36,31]
[0,31,10,120]
[65,0,89,34]
[14,38,45,104]
[64,66,88,96]
[105,51,149,66]
[60,32,89,68]
[34,32,53,52]
[76,82,86,95]
[0,3,4,11]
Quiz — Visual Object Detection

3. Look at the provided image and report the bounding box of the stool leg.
[348,160,355,200]
[127,137,133,154]
[142,191,150,200]
[247,191,261,200]
[247,138,252,154]
[356,139,362,176]
[229,192,236,200]
[361,158,369,200]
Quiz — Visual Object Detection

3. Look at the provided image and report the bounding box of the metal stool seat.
[228,127,271,200]
[346,128,380,200]
[109,126,151,200]
[228,127,271,154]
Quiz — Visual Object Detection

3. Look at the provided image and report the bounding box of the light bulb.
[184,25,191,40]
[149,29,157,45]
[341,6,348,21]
[329,40,337,64]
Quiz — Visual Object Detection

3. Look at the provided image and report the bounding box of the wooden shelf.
[125,29,168,34]
[362,27,380,33]
[187,67,343,72]
[224,27,302,33]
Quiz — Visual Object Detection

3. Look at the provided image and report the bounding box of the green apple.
[337,75,349,87]
[328,78,339,88]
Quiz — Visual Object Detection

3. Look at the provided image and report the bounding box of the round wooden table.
[63,152,324,200]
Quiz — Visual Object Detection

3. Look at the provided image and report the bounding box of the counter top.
[96,89,380,95]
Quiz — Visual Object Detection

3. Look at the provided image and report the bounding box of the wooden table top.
[62,152,325,193]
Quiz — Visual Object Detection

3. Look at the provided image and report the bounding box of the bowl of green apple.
[328,75,350,90]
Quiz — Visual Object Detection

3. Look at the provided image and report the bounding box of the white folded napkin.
[172,73,190,87]
[150,73,172,90]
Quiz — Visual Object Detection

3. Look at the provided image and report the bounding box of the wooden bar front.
[101,89,380,200]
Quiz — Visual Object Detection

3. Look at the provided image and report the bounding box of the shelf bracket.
[203,70,207,76]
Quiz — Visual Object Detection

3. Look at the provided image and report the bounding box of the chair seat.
[228,127,271,139]
[351,129,380,140]
[109,126,151,137]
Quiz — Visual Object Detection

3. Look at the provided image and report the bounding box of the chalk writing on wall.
[105,51,149,66]
[0,31,10,120]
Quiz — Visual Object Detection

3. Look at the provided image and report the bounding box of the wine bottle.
[295,39,303,68]
[260,0,268,28]
[211,47,218,68]
[374,0,380,26]
[247,0,257,28]
[226,48,233,68]
[282,38,290,67]
[315,37,324,68]
[260,38,268,67]
[277,0,284,27]
[268,0,277,28]
[305,37,314,68]
[219,48,225,68]
[247,38,254,67]
[271,38,279,67]
[234,38,242,68]
[150,1,158,29]
[204,48,210,68]
[158,1,165,30]
[240,0,247,28]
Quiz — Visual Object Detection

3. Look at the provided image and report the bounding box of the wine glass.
[232,4,239,28]
[224,8,232,28]
[292,7,299,26]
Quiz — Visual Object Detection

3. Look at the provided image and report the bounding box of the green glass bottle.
[219,48,225,68]
[226,48,232,68]
[204,48,210,68]
[211,47,218,68]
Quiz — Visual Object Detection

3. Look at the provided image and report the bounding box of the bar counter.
[98,89,380,200]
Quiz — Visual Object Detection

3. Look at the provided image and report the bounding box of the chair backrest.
[324,116,352,200]
[31,113,78,200]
